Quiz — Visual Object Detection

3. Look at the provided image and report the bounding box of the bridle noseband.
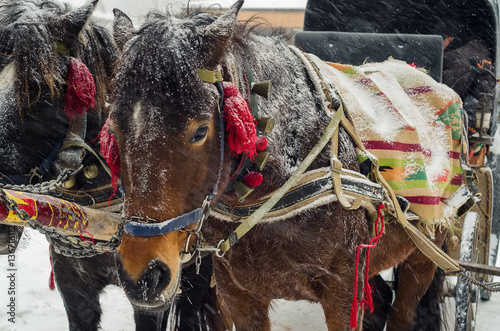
[123,69,226,237]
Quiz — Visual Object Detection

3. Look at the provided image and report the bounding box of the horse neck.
[222,36,335,201]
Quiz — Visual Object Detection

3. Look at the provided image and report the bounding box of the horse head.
[0,0,118,251]
[110,0,245,310]
[0,0,113,176]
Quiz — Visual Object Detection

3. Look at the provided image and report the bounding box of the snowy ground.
[0,229,499,330]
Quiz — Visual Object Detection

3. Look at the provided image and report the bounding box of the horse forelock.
[113,11,225,113]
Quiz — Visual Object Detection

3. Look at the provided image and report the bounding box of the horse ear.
[53,1,97,46]
[113,8,134,52]
[200,0,244,66]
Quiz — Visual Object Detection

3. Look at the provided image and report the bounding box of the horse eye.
[190,126,209,143]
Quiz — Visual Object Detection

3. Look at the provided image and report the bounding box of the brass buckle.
[29,167,43,184]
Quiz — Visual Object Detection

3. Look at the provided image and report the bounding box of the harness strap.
[219,103,345,253]
[57,140,113,179]
[124,208,203,236]
[213,168,384,219]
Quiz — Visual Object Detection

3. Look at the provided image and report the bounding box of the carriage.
[2,0,500,330]
[295,0,500,329]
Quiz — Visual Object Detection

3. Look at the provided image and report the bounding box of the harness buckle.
[201,196,212,221]
[29,167,43,184]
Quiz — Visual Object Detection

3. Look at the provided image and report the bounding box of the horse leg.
[362,274,393,331]
[176,254,233,330]
[51,248,115,331]
[0,225,23,254]
[386,230,446,331]
[133,310,168,331]
[213,259,271,331]
[319,263,365,330]
[414,266,446,331]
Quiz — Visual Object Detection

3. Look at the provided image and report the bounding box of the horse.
[0,1,172,330]
[107,1,466,330]
[108,1,372,329]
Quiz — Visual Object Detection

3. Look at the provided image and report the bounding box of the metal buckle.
[29,167,43,184]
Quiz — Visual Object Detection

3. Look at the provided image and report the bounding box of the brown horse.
[108,1,459,330]
[109,1,370,329]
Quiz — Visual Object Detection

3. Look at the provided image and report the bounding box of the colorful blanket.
[312,56,463,226]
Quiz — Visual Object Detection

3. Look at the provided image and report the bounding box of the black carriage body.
[298,0,500,137]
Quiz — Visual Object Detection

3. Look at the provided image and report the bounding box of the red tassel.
[223,82,257,159]
[256,136,268,152]
[99,116,121,202]
[64,58,96,120]
[350,203,385,329]
[244,172,263,187]
[49,246,55,291]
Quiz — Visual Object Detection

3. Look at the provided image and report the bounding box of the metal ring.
[215,239,226,258]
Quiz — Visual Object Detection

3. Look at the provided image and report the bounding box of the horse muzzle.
[117,258,180,311]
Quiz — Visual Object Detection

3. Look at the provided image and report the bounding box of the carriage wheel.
[472,167,494,301]
[454,212,480,331]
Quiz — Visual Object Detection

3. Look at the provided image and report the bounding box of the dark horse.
[0,1,170,330]
[108,1,462,330]
[109,0,373,329]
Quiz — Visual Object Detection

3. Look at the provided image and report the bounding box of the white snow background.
[1,231,500,330]
[2,0,500,330]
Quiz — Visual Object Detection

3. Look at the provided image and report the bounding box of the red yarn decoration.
[256,136,268,152]
[64,58,96,120]
[244,172,263,187]
[350,203,385,328]
[49,246,55,291]
[223,82,257,159]
[99,116,121,198]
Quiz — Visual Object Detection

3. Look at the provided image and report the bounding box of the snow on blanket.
[312,56,463,227]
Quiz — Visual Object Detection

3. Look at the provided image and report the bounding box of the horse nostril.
[118,260,172,303]
[141,260,171,298]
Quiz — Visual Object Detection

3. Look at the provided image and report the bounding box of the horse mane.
[0,0,117,124]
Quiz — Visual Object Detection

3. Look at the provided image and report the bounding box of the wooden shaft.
[0,189,121,241]
[456,260,500,277]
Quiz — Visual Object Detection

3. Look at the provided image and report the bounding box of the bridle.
[123,69,227,238]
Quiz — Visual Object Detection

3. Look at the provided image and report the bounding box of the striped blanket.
[313,57,463,226]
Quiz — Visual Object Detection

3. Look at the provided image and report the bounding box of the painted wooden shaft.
[0,189,121,241]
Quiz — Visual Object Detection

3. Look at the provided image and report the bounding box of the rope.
[350,203,385,328]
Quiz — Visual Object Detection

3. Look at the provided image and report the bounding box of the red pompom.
[223,82,257,159]
[244,172,263,188]
[98,116,120,189]
[256,136,268,152]
[64,58,96,120]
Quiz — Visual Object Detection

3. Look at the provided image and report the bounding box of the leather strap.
[219,104,345,253]
[124,208,203,236]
